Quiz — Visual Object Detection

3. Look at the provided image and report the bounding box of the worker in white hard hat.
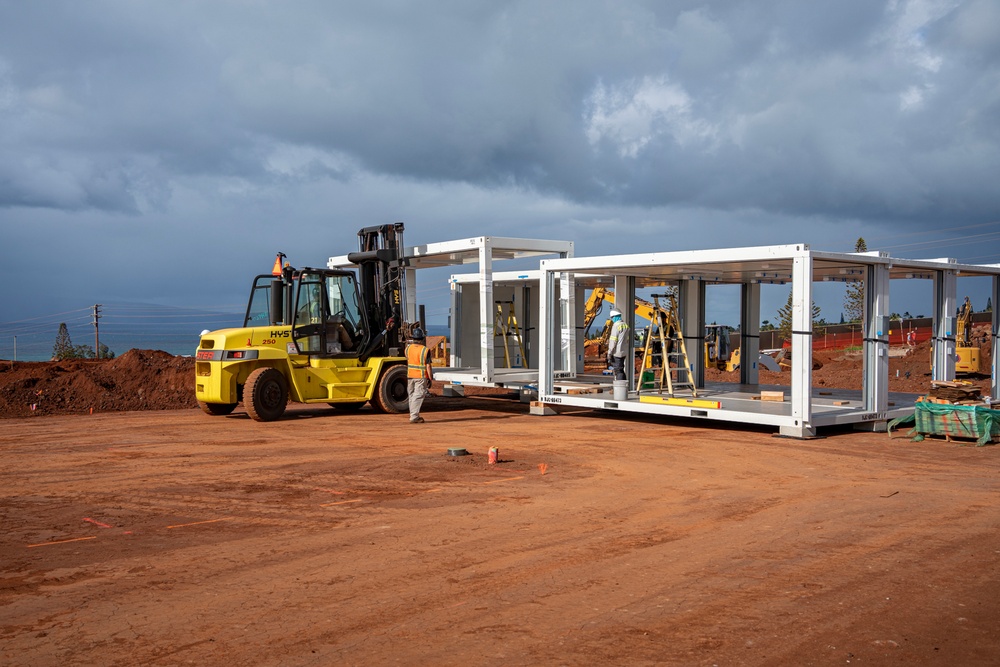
[606,309,629,381]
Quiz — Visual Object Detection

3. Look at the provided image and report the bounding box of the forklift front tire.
[244,367,288,422]
[371,365,408,414]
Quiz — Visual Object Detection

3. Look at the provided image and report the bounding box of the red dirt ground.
[1,344,998,666]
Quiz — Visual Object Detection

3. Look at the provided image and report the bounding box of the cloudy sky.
[2,0,999,354]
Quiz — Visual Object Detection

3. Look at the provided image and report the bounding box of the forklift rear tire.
[244,367,288,422]
[370,365,408,414]
[198,401,237,416]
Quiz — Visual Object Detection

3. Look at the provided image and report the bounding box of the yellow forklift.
[195,223,413,421]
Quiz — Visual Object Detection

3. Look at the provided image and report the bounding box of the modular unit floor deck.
[538,376,919,433]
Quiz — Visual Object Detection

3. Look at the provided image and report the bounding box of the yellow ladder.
[636,293,696,397]
[493,301,526,368]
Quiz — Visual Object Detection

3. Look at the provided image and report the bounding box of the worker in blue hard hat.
[606,309,629,381]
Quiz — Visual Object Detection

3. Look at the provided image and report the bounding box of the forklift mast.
[347,222,408,358]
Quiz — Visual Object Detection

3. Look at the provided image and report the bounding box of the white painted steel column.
[560,273,577,373]
[931,270,957,381]
[679,280,705,387]
[784,252,814,437]
[558,244,577,374]
[573,281,587,373]
[862,263,890,414]
[613,274,636,387]
[538,263,555,396]
[449,280,461,366]
[479,238,494,379]
[740,282,761,385]
[993,277,999,400]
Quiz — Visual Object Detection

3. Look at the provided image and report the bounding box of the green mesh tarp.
[889,402,1000,446]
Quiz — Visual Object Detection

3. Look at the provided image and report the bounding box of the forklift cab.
[244,269,368,357]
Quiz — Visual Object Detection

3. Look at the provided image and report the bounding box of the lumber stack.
[925,380,983,405]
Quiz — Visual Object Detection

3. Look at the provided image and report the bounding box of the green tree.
[776,289,822,343]
[843,237,867,323]
[62,343,115,360]
[51,325,115,360]
[987,297,993,312]
[73,344,95,359]
[52,323,75,360]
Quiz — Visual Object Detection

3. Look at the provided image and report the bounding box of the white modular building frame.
[536,243,1000,438]
[329,236,575,388]
[444,269,585,388]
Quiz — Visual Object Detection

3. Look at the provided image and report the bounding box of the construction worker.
[405,326,433,423]
[606,309,629,381]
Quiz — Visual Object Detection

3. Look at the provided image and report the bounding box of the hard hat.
[610,309,622,318]
[410,327,426,341]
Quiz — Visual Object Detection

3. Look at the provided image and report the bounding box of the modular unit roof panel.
[538,243,1000,286]
[329,236,573,270]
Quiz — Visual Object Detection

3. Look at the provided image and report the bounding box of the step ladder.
[636,293,696,397]
[494,300,527,368]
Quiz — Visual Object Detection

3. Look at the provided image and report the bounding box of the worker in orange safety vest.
[405,327,434,423]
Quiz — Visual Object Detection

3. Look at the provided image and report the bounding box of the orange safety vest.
[406,344,430,379]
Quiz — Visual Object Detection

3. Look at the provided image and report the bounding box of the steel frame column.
[560,272,578,373]
[613,274,636,387]
[993,277,999,400]
[479,239,494,379]
[558,245,578,374]
[538,263,555,396]
[740,282,761,385]
[862,263,890,416]
[679,280,705,388]
[449,281,462,366]
[783,253,814,438]
[573,281,588,373]
[931,270,957,381]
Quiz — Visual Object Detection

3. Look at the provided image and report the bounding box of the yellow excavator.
[584,288,741,372]
[955,296,981,374]
[583,287,658,357]
[925,297,981,375]
[704,324,740,372]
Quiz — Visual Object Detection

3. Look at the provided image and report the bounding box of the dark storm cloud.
[2,0,997,222]
[0,0,1000,218]
[1,0,998,331]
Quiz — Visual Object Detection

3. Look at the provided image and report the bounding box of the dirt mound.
[0,350,196,418]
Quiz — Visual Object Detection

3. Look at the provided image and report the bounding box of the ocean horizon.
[3,323,451,362]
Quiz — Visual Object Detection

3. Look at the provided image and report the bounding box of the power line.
[856,221,1000,261]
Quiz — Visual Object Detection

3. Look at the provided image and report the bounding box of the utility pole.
[93,304,102,359]
[11,335,14,367]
